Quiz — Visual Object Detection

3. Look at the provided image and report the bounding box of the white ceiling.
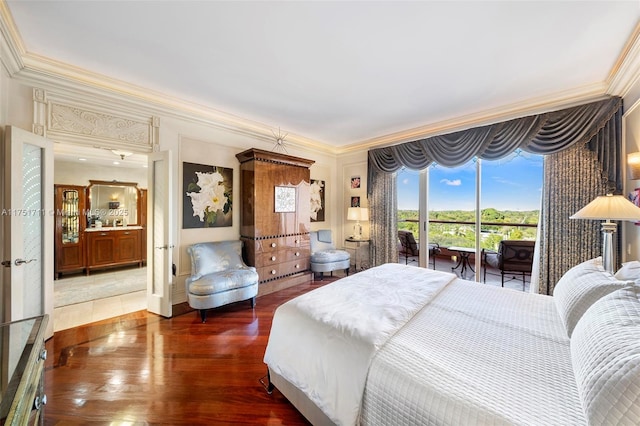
[5,0,640,152]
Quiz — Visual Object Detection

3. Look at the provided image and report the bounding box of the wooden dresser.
[236,148,314,293]
[0,315,48,425]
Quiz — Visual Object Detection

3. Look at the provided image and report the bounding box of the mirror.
[87,180,140,227]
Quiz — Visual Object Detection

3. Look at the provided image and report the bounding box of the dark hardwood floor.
[44,275,341,425]
[43,260,527,425]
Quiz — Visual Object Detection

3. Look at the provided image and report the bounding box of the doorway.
[53,144,149,331]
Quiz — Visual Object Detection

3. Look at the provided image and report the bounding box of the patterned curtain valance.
[368,96,622,192]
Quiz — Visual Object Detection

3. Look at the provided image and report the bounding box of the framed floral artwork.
[351,176,361,189]
[351,196,360,207]
[310,179,325,222]
[183,162,233,228]
[275,186,296,212]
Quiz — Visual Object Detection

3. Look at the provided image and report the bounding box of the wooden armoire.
[236,148,315,293]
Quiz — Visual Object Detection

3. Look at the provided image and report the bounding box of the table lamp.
[570,193,640,274]
[347,207,369,239]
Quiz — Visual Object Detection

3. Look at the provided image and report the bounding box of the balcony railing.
[398,218,537,251]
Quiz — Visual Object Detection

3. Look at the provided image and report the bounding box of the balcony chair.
[310,230,350,280]
[482,240,536,290]
[397,230,440,269]
[185,240,259,323]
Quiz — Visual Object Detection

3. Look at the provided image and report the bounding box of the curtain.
[367,96,623,290]
[537,106,622,295]
[537,144,606,295]
[369,169,397,266]
[368,97,621,184]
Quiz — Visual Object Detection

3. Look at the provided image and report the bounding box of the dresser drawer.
[254,235,309,254]
[258,258,310,281]
[255,247,310,267]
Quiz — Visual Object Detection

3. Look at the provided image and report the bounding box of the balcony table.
[448,246,476,279]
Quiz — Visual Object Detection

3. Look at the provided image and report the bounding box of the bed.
[263,262,640,425]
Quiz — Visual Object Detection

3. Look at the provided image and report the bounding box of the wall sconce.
[628,152,640,180]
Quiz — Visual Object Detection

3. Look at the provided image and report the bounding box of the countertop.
[85,225,144,232]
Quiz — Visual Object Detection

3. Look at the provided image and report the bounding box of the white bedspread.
[361,278,586,425]
[263,264,456,425]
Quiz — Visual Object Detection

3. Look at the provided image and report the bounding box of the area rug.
[54,266,147,307]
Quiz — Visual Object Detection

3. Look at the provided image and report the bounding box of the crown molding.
[0,1,24,75]
[14,52,339,155]
[336,82,609,154]
[607,20,640,97]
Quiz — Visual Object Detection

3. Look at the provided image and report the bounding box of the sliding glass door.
[397,151,542,281]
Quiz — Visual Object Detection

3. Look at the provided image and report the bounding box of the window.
[397,151,542,276]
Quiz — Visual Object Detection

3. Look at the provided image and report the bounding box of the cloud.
[492,176,521,187]
[440,178,461,186]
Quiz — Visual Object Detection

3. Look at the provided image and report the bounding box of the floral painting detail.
[183,162,232,228]
[310,179,325,222]
[351,176,361,189]
[275,186,296,212]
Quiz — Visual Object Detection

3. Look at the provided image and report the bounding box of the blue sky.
[397,152,543,211]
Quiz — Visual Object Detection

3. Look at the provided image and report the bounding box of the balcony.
[398,218,537,292]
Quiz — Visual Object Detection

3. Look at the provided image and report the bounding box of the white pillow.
[553,257,631,337]
[615,260,640,282]
[570,286,640,426]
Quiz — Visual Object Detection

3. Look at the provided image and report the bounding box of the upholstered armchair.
[310,230,350,280]
[482,240,536,289]
[186,240,259,323]
[398,230,440,269]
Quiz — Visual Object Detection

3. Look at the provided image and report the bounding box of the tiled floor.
[53,267,147,332]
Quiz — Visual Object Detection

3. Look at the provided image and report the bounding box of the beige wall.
[0,77,344,304]
[623,92,640,263]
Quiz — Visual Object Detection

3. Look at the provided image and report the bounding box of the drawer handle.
[295,264,300,269]
[295,252,300,256]
[271,243,277,248]
[271,270,277,275]
[295,239,299,244]
[40,348,47,361]
[124,232,130,235]
[271,256,276,261]
[34,394,47,410]
[100,232,107,236]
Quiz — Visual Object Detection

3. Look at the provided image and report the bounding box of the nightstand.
[344,237,371,271]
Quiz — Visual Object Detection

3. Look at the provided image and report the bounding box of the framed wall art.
[351,176,361,189]
[351,196,361,207]
[275,186,296,212]
[183,162,233,228]
[310,179,325,222]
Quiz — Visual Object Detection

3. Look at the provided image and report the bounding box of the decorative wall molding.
[33,88,158,152]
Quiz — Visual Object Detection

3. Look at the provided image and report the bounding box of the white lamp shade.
[570,194,640,221]
[347,207,369,221]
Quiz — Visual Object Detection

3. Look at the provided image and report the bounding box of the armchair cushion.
[186,240,259,321]
[310,230,350,276]
[188,240,248,279]
[188,268,259,296]
[317,229,333,243]
[311,249,350,264]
